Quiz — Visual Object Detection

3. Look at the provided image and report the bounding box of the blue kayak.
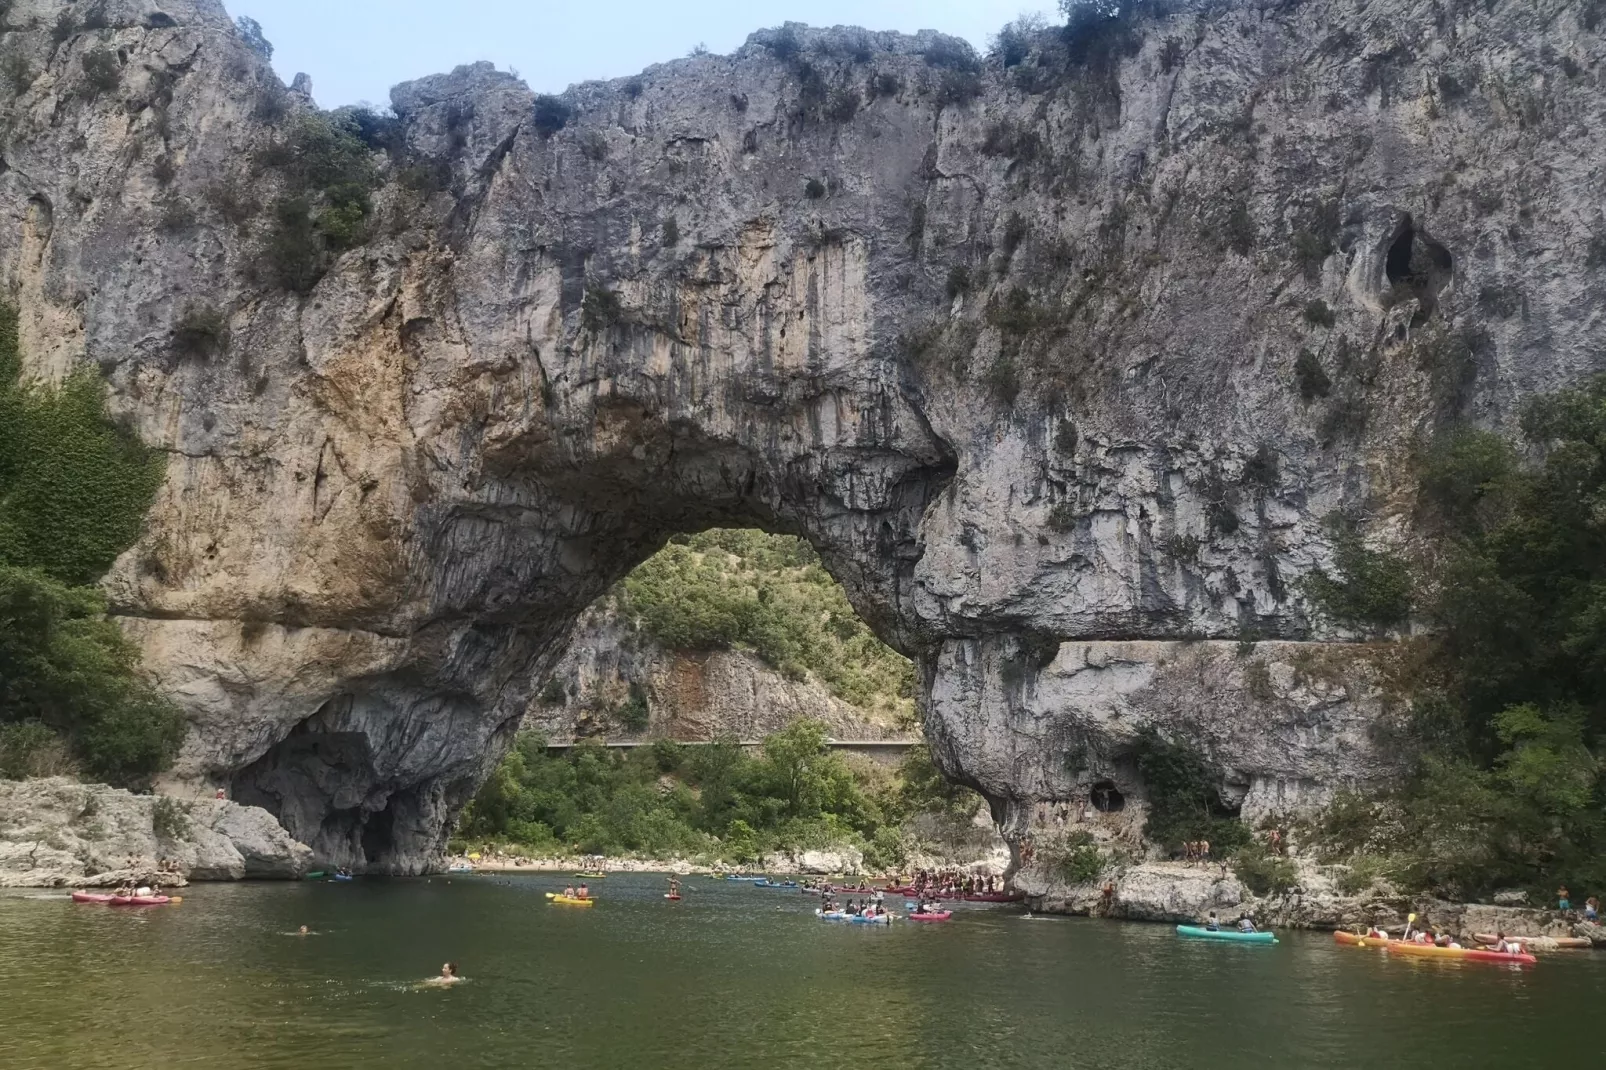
[817,910,892,924]
[1176,924,1276,944]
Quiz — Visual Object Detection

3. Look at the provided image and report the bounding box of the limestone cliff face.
[1,0,1601,870]
[525,604,914,743]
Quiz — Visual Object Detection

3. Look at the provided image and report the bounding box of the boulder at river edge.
[0,778,312,887]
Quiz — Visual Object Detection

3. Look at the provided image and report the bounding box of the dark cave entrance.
[1090,779,1125,813]
[1384,213,1455,322]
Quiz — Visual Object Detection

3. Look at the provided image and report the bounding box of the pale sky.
[224,1,1054,109]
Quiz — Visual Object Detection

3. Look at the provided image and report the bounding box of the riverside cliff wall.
[0,0,1600,869]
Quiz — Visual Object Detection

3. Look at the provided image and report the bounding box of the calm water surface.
[2,874,1602,1069]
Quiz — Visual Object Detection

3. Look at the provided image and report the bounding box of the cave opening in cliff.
[1089,780,1125,813]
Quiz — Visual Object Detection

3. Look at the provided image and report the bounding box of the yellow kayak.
[551,895,595,907]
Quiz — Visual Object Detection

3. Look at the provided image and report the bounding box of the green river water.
[2,873,1601,1069]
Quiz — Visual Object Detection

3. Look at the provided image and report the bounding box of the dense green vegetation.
[456,721,977,866]
[1131,726,1250,855]
[0,306,183,784]
[615,529,915,722]
[1310,378,1606,900]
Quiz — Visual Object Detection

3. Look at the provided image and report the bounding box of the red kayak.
[882,886,918,896]
[71,892,115,904]
[115,895,172,906]
[909,911,953,922]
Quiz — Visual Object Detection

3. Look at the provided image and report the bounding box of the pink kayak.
[74,892,173,906]
[909,911,953,922]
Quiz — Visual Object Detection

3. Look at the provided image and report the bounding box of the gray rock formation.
[0,0,1601,871]
[0,778,312,886]
[526,604,914,742]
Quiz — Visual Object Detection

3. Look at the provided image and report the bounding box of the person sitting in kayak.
[1204,911,1220,932]
[576,883,589,900]
[1236,915,1258,933]
[563,884,576,897]
[1365,925,1388,940]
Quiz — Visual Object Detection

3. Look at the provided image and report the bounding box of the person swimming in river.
[425,962,461,985]
[297,925,310,936]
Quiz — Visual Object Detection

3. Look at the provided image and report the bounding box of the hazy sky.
[225,1,1054,109]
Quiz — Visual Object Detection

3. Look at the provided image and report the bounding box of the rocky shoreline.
[0,778,311,888]
[1017,858,1604,945]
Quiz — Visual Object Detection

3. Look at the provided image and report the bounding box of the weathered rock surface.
[526,604,913,742]
[1,0,1602,870]
[0,778,313,886]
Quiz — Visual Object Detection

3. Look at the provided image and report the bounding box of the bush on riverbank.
[456,721,982,865]
[0,305,184,786]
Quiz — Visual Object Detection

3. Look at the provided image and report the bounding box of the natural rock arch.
[1,2,1601,870]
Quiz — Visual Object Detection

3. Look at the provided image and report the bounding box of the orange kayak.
[1387,942,1536,965]
[1333,931,1401,948]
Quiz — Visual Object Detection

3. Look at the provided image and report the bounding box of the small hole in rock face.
[1090,780,1125,812]
[1385,215,1416,287]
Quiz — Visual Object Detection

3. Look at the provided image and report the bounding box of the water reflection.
[2,877,1601,1069]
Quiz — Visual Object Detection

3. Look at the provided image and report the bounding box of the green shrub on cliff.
[0,305,183,785]
[1307,377,1606,900]
[1131,727,1249,854]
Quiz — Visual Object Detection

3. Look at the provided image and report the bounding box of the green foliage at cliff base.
[457,723,980,867]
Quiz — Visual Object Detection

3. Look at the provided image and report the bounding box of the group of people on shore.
[1555,887,1599,921]
[901,869,1001,897]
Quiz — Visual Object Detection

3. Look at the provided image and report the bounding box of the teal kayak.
[1176,925,1277,944]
